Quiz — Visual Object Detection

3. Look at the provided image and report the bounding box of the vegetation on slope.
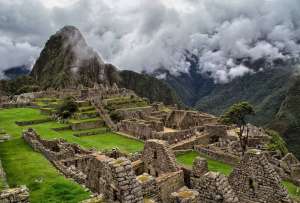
[270,74,300,158]
[119,70,182,106]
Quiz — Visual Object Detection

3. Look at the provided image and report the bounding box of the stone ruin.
[22,129,143,203]
[165,110,218,130]
[228,149,291,203]
[21,128,294,203]
[0,186,30,203]
[142,139,180,177]
[82,83,135,100]
[22,129,186,202]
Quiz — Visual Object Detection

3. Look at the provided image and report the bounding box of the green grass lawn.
[176,150,233,176]
[283,181,300,201]
[0,108,90,202]
[31,122,144,153]
[176,150,300,199]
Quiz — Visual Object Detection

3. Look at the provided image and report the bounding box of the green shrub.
[56,97,78,119]
[266,129,288,156]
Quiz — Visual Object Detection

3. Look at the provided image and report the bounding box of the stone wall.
[156,171,185,203]
[0,186,30,203]
[23,129,143,203]
[195,145,240,165]
[118,119,164,140]
[171,186,199,203]
[71,120,104,131]
[86,155,143,203]
[192,172,239,203]
[142,140,180,176]
[153,128,199,145]
[166,110,218,130]
[136,173,160,201]
[116,106,154,120]
[228,149,291,203]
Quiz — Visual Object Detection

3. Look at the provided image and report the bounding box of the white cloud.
[0,0,299,82]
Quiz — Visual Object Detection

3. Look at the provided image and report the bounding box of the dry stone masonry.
[0,186,30,203]
[228,149,292,203]
[4,85,300,202]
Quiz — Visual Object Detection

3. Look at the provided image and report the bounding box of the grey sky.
[0,0,300,82]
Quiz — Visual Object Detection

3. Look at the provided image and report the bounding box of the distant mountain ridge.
[3,65,30,79]
[154,59,300,157]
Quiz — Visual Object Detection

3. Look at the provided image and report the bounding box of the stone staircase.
[89,97,118,131]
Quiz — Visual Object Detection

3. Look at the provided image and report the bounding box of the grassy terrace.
[176,150,300,199]
[0,108,143,202]
[0,108,90,202]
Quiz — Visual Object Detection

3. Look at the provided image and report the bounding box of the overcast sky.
[0,0,300,82]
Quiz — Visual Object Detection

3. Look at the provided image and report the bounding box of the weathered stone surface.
[192,157,208,178]
[228,149,292,203]
[171,186,199,203]
[0,186,30,203]
[192,171,239,203]
[142,140,180,176]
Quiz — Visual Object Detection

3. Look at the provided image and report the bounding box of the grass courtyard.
[176,150,233,176]
[176,150,300,199]
[0,108,143,202]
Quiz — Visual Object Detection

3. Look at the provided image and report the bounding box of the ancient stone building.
[142,139,180,177]
[228,149,291,203]
[166,110,218,130]
[192,171,239,203]
[23,129,143,203]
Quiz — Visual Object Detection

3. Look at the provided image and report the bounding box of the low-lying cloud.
[0,0,300,83]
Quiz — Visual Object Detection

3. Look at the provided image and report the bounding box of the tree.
[221,101,255,156]
[56,97,78,119]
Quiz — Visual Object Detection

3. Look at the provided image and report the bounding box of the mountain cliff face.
[30,26,120,88]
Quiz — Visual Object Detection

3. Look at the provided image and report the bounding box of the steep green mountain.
[119,70,181,105]
[30,26,120,88]
[195,67,293,125]
[270,70,300,157]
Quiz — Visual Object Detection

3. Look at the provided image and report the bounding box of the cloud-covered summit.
[0,0,300,83]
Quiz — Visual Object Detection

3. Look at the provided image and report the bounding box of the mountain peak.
[30,26,111,88]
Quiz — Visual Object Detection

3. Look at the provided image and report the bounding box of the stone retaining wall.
[195,145,240,165]
[15,118,51,126]
[71,120,104,131]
